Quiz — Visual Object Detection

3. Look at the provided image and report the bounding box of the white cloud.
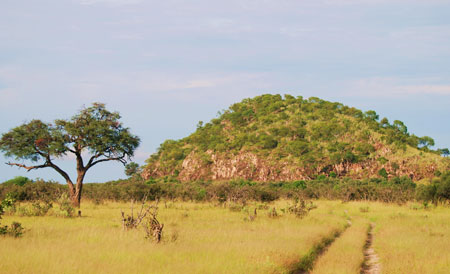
[132,149,151,161]
[279,27,316,38]
[320,0,449,5]
[69,71,266,98]
[79,0,142,6]
[0,88,19,107]
[112,33,144,40]
[346,77,450,97]
[396,85,450,95]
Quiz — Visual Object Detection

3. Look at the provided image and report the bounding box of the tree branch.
[6,162,49,171]
[44,157,73,186]
[75,150,85,171]
[86,152,102,168]
[86,152,127,170]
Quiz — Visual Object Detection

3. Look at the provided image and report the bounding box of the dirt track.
[361,223,381,274]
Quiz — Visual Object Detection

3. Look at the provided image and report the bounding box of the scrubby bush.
[0,197,24,237]
[287,199,317,218]
[56,194,75,217]
[1,174,437,207]
[17,201,53,217]
[2,176,31,187]
[416,171,450,204]
[1,193,16,214]
[79,175,420,204]
[0,179,65,202]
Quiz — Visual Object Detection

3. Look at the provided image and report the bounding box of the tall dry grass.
[1,200,449,273]
[369,203,450,274]
[311,217,368,274]
[0,200,345,274]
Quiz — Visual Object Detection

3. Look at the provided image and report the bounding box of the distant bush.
[2,176,31,187]
[2,174,442,206]
[79,176,419,204]
[0,197,25,237]
[378,168,388,179]
[416,171,450,204]
[0,179,65,202]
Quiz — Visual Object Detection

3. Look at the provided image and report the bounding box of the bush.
[56,194,75,217]
[17,201,53,217]
[80,176,420,204]
[5,222,24,237]
[416,172,450,204]
[378,168,388,179]
[2,176,30,187]
[287,199,317,218]
[0,199,25,238]
[1,193,16,213]
[0,179,65,202]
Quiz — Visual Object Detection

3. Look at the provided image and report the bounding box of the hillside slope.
[142,94,450,182]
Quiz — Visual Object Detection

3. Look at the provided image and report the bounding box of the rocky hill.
[142,94,450,182]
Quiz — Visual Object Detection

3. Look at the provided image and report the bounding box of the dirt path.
[289,221,351,274]
[361,223,381,274]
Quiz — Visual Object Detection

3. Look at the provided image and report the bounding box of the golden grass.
[311,217,368,274]
[369,203,450,274]
[1,200,449,274]
[321,201,450,274]
[0,200,345,274]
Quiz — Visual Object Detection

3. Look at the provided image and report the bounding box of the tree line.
[2,172,449,205]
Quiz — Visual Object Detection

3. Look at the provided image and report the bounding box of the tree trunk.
[73,183,82,208]
[71,190,81,208]
[72,170,86,208]
[67,180,78,206]
[68,170,86,208]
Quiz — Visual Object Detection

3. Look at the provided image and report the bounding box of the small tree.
[378,168,388,179]
[438,148,450,157]
[0,103,140,207]
[418,136,435,149]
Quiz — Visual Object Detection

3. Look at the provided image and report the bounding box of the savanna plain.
[1,200,449,274]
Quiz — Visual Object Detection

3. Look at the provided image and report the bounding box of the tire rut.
[289,220,351,274]
[361,223,381,274]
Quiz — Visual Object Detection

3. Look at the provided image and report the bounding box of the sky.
[0,0,449,183]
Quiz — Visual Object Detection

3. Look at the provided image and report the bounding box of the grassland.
[311,217,369,274]
[0,200,449,274]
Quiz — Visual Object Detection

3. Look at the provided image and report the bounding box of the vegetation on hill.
[143,94,449,181]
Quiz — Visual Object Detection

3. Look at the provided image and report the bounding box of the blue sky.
[1,0,449,183]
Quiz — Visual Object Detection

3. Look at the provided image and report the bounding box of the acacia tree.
[0,103,140,207]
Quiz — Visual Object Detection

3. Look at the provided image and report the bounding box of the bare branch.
[6,162,49,171]
[86,152,127,169]
[43,156,74,187]
[86,152,103,168]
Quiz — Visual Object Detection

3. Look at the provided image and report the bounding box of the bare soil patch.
[361,223,381,274]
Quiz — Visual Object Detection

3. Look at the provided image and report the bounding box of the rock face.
[142,94,450,182]
[180,151,310,182]
[142,150,442,182]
